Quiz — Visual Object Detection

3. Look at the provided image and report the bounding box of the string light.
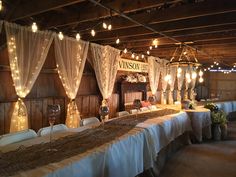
[116,38,120,44]
[211,65,213,68]
[136,55,139,60]
[199,70,203,77]
[102,22,107,29]
[199,77,204,83]
[155,45,158,48]
[91,29,96,37]
[152,39,159,46]
[76,33,81,41]
[58,32,64,40]
[192,71,197,79]
[149,46,152,50]
[108,24,112,30]
[124,48,127,53]
[0,0,2,11]
[141,54,144,59]
[131,53,135,58]
[147,50,150,55]
[31,22,38,33]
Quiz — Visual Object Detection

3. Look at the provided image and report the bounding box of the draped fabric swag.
[168,66,177,104]
[148,56,161,95]
[160,60,169,104]
[184,67,192,100]
[177,67,186,101]
[5,22,54,132]
[89,43,120,114]
[189,71,197,100]
[54,36,89,128]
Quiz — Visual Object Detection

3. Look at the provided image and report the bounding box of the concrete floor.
[159,122,236,177]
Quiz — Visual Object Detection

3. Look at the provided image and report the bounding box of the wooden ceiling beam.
[10,0,86,21]
[43,0,176,29]
[100,24,236,45]
[81,12,236,41]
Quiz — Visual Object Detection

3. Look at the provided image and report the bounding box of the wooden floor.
[159,121,236,177]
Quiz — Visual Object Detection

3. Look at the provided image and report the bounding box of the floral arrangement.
[123,73,146,83]
[204,103,227,125]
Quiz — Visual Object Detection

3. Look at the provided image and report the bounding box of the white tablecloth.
[215,101,236,115]
[1,112,191,177]
[185,108,212,142]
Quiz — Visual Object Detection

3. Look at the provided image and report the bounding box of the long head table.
[0,109,192,177]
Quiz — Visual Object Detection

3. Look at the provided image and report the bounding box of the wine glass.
[47,104,61,152]
[133,99,142,119]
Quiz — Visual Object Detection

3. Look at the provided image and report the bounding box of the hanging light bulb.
[108,24,112,30]
[102,22,107,29]
[76,33,81,41]
[147,50,150,55]
[149,46,152,50]
[91,29,96,37]
[58,32,64,40]
[199,70,203,77]
[192,71,197,79]
[124,48,127,54]
[31,22,38,33]
[152,39,159,46]
[155,45,158,48]
[131,53,135,58]
[136,55,139,60]
[204,68,207,71]
[141,54,144,59]
[116,38,120,44]
[0,0,2,11]
[186,73,190,79]
[177,67,182,74]
[199,77,204,83]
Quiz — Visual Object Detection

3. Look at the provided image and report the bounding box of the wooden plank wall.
[0,45,119,135]
[208,72,236,100]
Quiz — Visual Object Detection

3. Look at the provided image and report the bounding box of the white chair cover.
[37,124,68,137]
[0,129,37,146]
[148,105,158,110]
[54,36,89,128]
[130,109,138,114]
[80,117,100,126]
[5,22,54,132]
[140,107,149,112]
[116,111,130,117]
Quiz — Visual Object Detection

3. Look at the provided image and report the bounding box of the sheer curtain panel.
[5,22,54,132]
[160,60,168,104]
[168,66,177,104]
[54,36,89,128]
[89,43,120,118]
[148,56,161,95]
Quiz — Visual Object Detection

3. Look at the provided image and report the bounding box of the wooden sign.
[118,58,148,73]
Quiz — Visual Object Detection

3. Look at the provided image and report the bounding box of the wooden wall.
[0,45,119,135]
[207,72,236,100]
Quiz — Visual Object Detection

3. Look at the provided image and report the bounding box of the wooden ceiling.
[1,0,236,66]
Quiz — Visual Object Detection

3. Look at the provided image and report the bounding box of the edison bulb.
[199,77,204,83]
[116,38,120,44]
[58,32,64,40]
[141,54,144,59]
[131,53,135,58]
[108,24,112,30]
[192,72,197,79]
[76,33,81,41]
[91,29,96,37]
[31,22,38,33]
[147,50,150,55]
[199,70,203,77]
[102,22,107,29]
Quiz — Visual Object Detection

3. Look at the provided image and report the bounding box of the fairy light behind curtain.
[54,36,89,128]
[5,22,54,132]
[160,60,168,104]
[177,67,186,101]
[168,66,177,104]
[89,43,120,118]
[148,56,161,95]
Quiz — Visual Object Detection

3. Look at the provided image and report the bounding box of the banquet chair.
[37,124,68,137]
[116,111,129,117]
[80,117,100,126]
[0,129,37,146]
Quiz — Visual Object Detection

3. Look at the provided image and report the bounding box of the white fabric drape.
[184,67,192,100]
[160,60,168,104]
[5,22,54,132]
[168,66,177,104]
[0,21,3,33]
[148,56,161,95]
[89,43,120,100]
[177,67,186,101]
[189,74,197,100]
[54,36,89,128]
